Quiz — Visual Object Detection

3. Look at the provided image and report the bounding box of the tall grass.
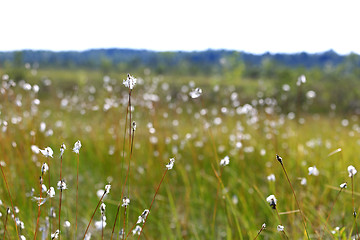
[1,70,360,239]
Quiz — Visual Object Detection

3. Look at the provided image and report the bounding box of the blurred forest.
[1,48,360,114]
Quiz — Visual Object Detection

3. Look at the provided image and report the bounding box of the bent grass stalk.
[82,190,107,240]
[253,223,266,240]
[320,185,345,240]
[276,154,310,239]
[136,168,169,239]
[0,163,19,239]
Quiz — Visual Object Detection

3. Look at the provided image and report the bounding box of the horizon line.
[0,47,358,56]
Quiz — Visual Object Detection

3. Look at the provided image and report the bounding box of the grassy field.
[1,68,360,239]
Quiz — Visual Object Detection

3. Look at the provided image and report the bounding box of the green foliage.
[1,58,360,239]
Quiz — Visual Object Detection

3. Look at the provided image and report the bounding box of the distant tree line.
[0,49,359,76]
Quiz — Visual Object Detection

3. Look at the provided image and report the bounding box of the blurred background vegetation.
[1,49,360,114]
[1,49,360,239]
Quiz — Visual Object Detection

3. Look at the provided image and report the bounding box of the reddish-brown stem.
[110,88,132,240]
[320,188,343,240]
[125,222,138,239]
[128,90,132,149]
[122,206,127,240]
[82,192,106,240]
[110,118,135,240]
[3,210,8,240]
[0,164,19,239]
[34,176,43,240]
[137,169,168,239]
[253,224,265,240]
[58,155,63,240]
[47,157,52,240]
[75,153,80,238]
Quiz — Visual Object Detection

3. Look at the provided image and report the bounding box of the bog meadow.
[1,50,360,239]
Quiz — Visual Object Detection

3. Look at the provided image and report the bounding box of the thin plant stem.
[122,206,127,240]
[110,88,132,240]
[3,209,8,240]
[34,176,43,240]
[351,176,359,238]
[126,90,133,235]
[277,155,310,239]
[58,154,64,240]
[75,153,80,238]
[47,157,52,240]
[282,231,289,240]
[253,224,265,240]
[275,208,289,240]
[137,169,168,239]
[128,90,132,149]
[320,186,344,240]
[0,163,19,239]
[125,222,137,239]
[82,191,107,240]
[110,118,136,240]
[212,167,224,229]
[102,212,104,240]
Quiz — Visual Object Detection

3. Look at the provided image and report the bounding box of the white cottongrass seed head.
[41,163,49,174]
[308,166,319,176]
[189,87,202,99]
[166,157,175,170]
[300,178,307,186]
[95,216,107,230]
[64,221,71,228]
[73,140,82,154]
[123,73,137,90]
[132,225,142,235]
[137,209,150,224]
[40,147,53,158]
[277,225,285,232]
[47,187,55,198]
[297,74,306,86]
[220,156,230,167]
[100,202,106,214]
[348,165,357,177]
[104,184,111,195]
[57,180,67,190]
[267,173,275,182]
[266,194,277,209]
[51,229,60,239]
[60,143,66,156]
[122,197,130,207]
[340,182,347,189]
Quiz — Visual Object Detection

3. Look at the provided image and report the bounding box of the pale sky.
[1,0,359,54]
